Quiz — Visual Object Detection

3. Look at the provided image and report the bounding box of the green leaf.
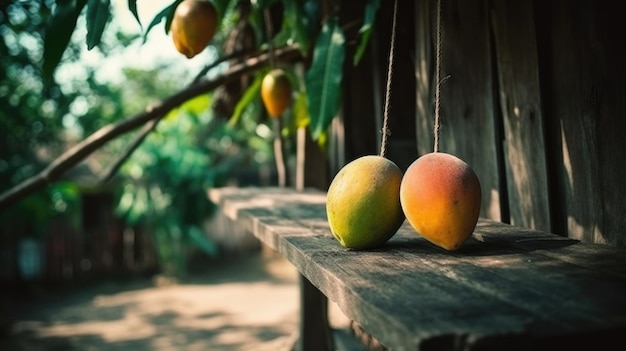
[187,225,218,257]
[116,188,135,218]
[86,0,111,50]
[164,0,185,34]
[293,90,310,128]
[211,0,231,19]
[228,72,265,127]
[143,0,182,43]
[180,94,212,115]
[42,0,87,83]
[354,0,380,66]
[127,0,142,28]
[281,0,310,53]
[305,16,345,140]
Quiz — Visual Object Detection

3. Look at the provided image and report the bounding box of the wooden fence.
[0,190,158,289]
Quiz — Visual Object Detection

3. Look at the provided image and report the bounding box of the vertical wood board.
[490,0,551,232]
[539,1,626,246]
[414,0,434,157]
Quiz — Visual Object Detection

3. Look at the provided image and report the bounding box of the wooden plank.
[536,0,626,246]
[414,0,502,222]
[414,0,433,158]
[490,0,551,233]
[209,187,626,350]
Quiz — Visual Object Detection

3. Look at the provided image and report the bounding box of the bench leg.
[295,273,333,351]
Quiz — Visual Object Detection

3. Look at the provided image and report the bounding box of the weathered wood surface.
[209,187,626,350]
[490,0,551,233]
[536,0,626,246]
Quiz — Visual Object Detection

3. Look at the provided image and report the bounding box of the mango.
[170,0,218,59]
[400,152,481,251]
[261,68,293,118]
[326,156,405,250]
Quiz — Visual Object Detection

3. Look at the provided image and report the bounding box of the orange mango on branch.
[170,0,218,59]
[261,68,293,118]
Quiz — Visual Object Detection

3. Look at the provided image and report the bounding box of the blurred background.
[0,1,318,349]
[0,0,288,287]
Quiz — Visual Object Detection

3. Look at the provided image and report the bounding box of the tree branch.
[99,48,257,185]
[99,114,163,185]
[0,44,303,212]
[192,48,258,83]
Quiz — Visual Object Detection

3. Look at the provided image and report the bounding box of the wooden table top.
[209,186,626,350]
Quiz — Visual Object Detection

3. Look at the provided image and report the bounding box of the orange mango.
[261,69,293,118]
[400,152,481,251]
[170,0,218,59]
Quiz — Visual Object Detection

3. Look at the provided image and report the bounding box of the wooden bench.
[208,186,626,351]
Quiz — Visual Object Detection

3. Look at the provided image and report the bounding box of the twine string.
[433,0,443,153]
[433,0,451,153]
[380,0,399,158]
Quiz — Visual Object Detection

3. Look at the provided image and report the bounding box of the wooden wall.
[333,0,626,248]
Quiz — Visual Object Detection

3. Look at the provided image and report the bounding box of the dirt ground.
[0,251,353,351]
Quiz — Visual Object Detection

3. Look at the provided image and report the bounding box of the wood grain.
[209,187,626,350]
[537,0,626,246]
[490,0,551,232]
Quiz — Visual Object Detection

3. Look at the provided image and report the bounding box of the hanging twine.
[380,0,399,158]
[433,0,443,153]
[433,0,450,153]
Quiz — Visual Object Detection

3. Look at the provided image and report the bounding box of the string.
[434,0,443,153]
[380,0,399,158]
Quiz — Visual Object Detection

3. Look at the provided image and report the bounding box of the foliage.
[354,0,380,66]
[1,1,69,188]
[1,0,386,275]
[0,181,81,239]
[40,0,383,143]
[0,1,86,236]
[306,15,345,140]
[115,97,218,276]
[115,92,274,275]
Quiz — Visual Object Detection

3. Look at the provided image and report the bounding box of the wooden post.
[295,274,333,351]
[294,127,332,349]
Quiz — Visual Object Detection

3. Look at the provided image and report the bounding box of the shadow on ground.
[0,252,341,351]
